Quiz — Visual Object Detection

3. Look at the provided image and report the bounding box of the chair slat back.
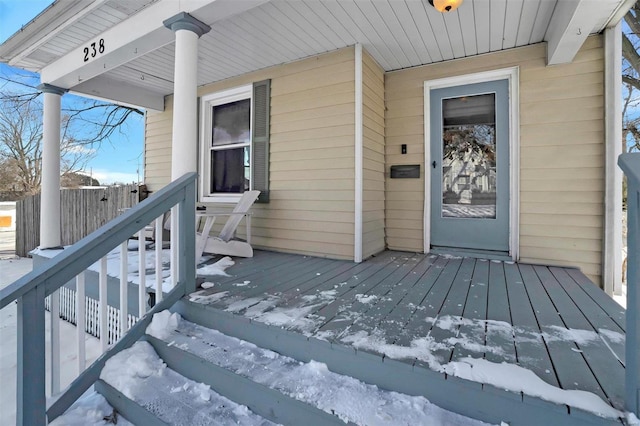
[219,190,260,241]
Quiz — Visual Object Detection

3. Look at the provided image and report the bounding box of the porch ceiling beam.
[71,75,165,111]
[545,0,609,65]
[40,0,267,90]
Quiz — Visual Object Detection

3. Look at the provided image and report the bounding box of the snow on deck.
[190,250,630,422]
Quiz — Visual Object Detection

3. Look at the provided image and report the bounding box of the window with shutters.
[199,82,269,203]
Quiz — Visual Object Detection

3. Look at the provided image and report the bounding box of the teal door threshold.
[429,246,514,262]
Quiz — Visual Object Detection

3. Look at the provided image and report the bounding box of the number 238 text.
[83,39,105,62]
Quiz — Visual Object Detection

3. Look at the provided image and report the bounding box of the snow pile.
[627,413,640,425]
[355,293,378,304]
[197,256,235,276]
[442,358,624,419]
[146,310,181,340]
[100,341,167,399]
[49,391,134,426]
[99,340,277,425]
[189,290,229,304]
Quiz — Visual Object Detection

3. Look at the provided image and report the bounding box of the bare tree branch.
[0,71,143,192]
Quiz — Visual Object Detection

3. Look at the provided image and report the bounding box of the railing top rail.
[0,172,197,310]
[619,153,640,185]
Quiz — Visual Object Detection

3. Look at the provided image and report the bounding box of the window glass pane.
[211,146,250,193]
[441,93,497,219]
[212,99,250,147]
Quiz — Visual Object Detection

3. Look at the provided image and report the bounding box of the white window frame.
[199,84,253,203]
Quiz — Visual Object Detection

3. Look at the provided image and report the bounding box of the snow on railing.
[618,153,640,419]
[0,172,196,425]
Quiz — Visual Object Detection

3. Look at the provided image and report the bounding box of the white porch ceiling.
[0,0,633,110]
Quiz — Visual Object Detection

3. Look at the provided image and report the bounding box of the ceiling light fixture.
[428,0,463,13]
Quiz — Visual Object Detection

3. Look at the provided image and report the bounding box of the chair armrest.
[197,212,253,217]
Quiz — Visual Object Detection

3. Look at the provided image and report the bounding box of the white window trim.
[423,67,520,261]
[199,84,253,203]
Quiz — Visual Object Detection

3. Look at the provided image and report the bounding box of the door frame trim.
[423,67,520,260]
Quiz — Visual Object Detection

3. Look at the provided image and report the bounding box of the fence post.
[17,284,46,425]
[619,153,640,417]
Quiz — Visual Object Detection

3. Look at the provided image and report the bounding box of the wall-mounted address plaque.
[390,165,420,179]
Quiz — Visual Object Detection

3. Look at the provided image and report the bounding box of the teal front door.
[429,79,510,254]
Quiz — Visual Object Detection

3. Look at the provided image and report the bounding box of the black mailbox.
[390,164,420,179]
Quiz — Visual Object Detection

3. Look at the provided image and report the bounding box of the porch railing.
[619,153,640,418]
[0,172,196,425]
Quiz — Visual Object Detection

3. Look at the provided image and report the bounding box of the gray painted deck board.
[331,254,440,341]
[503,262,559,387]
[253,252,400,330]
[210,256,331,301]
[550,267,625,365]
[311,254,424,336]
[538,267,625,410]
[565,268,626,330]
[376,256,449,354]
[521,264,609,402]
[485,261,517,364]
[314,254,425,340]
[192,250,625,418]
[451,258,490,361]
[414,257,475,366]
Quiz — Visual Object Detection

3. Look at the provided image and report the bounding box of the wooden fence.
[16,185,139,257]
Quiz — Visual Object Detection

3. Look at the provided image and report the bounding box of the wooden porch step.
[93,347,282,426]
[173,297,624,426]
[93,331,348,425]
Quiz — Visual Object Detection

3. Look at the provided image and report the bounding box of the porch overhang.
[0,0,634,111]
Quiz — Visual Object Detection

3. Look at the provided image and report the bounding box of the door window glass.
[441,93,497,219]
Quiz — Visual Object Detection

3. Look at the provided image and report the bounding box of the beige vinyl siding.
[362,50,386,258]
[144,48,356,259]
[144,97,172,189]
[385,36,605,285]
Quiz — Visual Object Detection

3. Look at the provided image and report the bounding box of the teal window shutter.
[252,79,270,203]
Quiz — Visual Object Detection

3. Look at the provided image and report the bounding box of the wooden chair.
[196,190,260,259]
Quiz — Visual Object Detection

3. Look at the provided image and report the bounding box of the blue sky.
[0,0,144,184]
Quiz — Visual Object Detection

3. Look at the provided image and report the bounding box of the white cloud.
[64,145,97,155]
[89,170,140,185]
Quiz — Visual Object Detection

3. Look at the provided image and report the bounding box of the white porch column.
[604,22,623,296]
[37,84,67,249]
[164,13,210,286]
[164,12,211,180]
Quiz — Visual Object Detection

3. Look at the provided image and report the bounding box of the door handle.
[432,161,437,169]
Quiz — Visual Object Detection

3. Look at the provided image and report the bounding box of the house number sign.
[83,39,105,62]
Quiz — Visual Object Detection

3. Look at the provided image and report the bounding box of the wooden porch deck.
[189,249,626,424]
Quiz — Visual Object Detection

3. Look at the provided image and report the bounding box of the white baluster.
[171,206,178,288]
[120,241,129,337]
[76,272,86,373]
[99,257,108,352]
[155,216,163,302]
[138,229,146,317]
